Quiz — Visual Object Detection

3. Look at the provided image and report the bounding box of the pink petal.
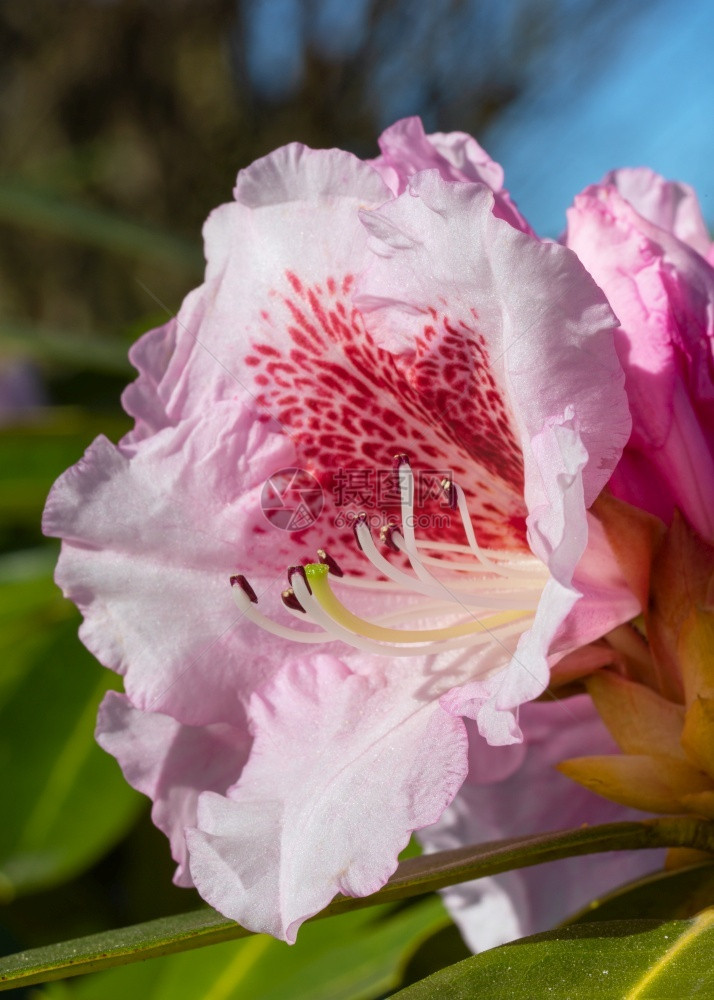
[121,319,178,445]
[478,431,639,731]
[418,696,664,951]
[371,116,533,234]
[357,170,629,513]
[558,512,641,653]
[233,142,390,208]
[603,167,713,259]
[43,404,304,724]
[356,172,631,735]
[524,409,588,578]
[198,147,528,554]
[567,183,714,540]
[442,578,578,745]
[187,655,468,941]
[131,146,390,441]
[96,692,250,886]
[441,421,638,741]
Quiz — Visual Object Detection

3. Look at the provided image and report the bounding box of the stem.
[2,816,712,991]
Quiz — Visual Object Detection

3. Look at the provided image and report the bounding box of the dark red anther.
[317,548,344,577]
[380,523,403,553]
[288,564,312,595]
[230,574,258,604]
[352,512,368,551]
[393,453,411,470]
[281,588,305,613]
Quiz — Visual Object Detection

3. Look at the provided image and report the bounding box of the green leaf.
[394,923,471,990]
[0,550,64,628]
[0,322,132,374]
[0,552,71,707]
[37,899,449,1000]
[0,411,130,525]
[391,911,714,999]
[0,619,142,900]
[0,181,202,272]
[3,817,714,990]
[565,862,714,925]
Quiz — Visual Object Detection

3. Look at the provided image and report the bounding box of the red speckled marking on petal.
[245,271,528,567]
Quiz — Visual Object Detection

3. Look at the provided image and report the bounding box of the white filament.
[233,459,544,658]
[290,571,529,658]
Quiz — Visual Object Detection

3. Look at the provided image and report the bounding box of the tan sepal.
[557,754,712,814]
[549,641,619,688]
[665,847,714,870]
[586,671,686,760]
[679,791,714,821]
[591,491,665,608]
[602,623,653,685]
[682,696,714,778]
[678,607,714,707]
[648,514,714,700]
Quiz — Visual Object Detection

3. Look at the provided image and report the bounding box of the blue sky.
[483,0,714,234]
[243,0,714,236]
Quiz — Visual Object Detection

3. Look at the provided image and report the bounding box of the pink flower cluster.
[44,118,713,949]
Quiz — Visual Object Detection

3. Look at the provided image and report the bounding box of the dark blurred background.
[2,0,712,349]
[0,1,712,996]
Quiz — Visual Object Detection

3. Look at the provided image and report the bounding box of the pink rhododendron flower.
[44,118,646,943]
[566,167,714,542]
[420,166,714,941]
[529,170,714,837]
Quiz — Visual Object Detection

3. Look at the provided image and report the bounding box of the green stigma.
[304,562,329,581]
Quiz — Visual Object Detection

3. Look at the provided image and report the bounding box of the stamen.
[380,523,403,553]
[352,512,368,551]
[417,538,545,579]
[230,577,329,642]
[317,548,344,577]
[441,479,538,580]
[281,588,305,613]
[235,458,545,661]
[289,566,527,658]
[441,480,510,575]
[395,453,418,553]
[388,457,444,588]
[303,563,527,643]
[354,516,538,609]
[441,478,459,511]
[388,531,543,590]
[288,564,312,594]
[230,574,258,604]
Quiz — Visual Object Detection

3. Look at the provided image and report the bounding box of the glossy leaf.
[36,899,449,1000]
[0,412,130,525]
[393,923,471,991]
[3,817,714,990]
[0,618,142,900]
[392,911,714,999]
[565,862,714,924]
[0,559,70,717]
